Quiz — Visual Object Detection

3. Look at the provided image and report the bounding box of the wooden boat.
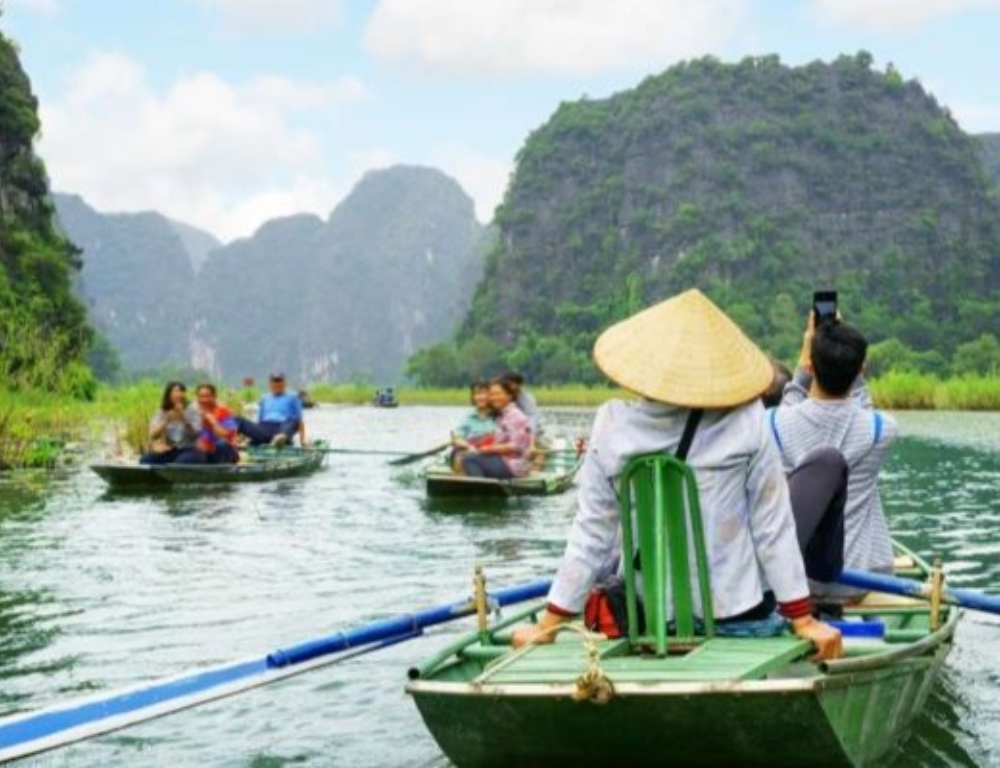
[91,444,327,490]
[424,445,583,498]
[408,453,956,767]
[408,543,954,767]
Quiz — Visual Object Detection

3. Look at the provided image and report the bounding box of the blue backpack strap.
[768,407,784,455]
[873,411,884,448]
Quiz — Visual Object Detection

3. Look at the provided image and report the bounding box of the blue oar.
[838,569,1000,615]
[0,579,551,763]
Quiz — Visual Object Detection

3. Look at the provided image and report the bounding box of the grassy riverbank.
[311,375,1000,411]
[306,383,630,407]
[868,372,1000,411]
[1,374,997,469]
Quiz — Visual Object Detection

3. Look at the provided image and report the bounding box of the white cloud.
[201,0,342,34]
[363,0,745,76]
[429,145,511,222]
[39,51,370,240]
[812,0,1000,32]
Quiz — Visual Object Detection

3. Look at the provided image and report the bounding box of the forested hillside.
[54,193,203,372]
[0,27,92,394]
[412,54,1000,384]
[193,166,486,383]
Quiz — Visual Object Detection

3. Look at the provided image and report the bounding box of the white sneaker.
[271,434,289,447]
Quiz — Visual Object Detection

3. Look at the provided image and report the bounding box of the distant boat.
[372,389,399,408]
[424,442,583,498]
[91,444,327,491]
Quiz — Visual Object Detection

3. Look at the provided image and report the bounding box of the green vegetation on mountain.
[0,26,92,395]
[54,193,201,373]
[411,53,1000,385]
[194,165,486,383]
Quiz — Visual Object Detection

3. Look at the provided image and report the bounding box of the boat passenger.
[139,381,205,465]
[501,371,542,436]
[451,381,496,470]
[195,383,239,464]
[512,290,843,661]
[761,358,792,409]
[459,378,532,480]
[772,314,898,606]
[236,373,305,447]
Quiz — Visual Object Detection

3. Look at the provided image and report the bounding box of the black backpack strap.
[675,409,704,461]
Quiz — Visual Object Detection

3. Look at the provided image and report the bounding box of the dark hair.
[500,371,525,386]
[469,380,490,403]
[490,377,518,398]
[761,360,792,408]
[811,322,868,397]
[196,382,218,397]
[160,381,187,412]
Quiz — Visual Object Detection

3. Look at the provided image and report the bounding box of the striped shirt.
[494,403,533,477]
[772,370,897,597]
[548,398,810,620]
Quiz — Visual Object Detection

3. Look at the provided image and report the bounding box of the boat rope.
[474,622,614,704]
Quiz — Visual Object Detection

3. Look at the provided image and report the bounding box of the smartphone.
[813,290,838,325]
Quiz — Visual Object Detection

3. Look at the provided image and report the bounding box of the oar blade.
[387,443,451,466]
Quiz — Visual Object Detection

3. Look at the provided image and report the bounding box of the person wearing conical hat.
[512,289,843,660]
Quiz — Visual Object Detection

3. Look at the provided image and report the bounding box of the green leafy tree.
[953,333,1000,377]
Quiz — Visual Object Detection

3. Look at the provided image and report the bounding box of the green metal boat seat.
[618,452,715,655]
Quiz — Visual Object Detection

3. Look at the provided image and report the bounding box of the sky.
[2,0,1000,242]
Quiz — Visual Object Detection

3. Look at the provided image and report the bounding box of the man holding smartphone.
[769,302,898,608]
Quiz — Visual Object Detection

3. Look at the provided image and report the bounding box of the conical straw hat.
[594,288,773,408]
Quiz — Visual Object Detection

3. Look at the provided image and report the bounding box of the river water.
[0,406,998,767]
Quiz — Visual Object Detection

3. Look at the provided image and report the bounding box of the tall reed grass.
[307,383,628,407]
[868,372,1000,411]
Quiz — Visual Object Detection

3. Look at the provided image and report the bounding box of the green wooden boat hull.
[407,544,956,767]
[92,446,326,490]
[409,643,950,767]
[424,452,582,499]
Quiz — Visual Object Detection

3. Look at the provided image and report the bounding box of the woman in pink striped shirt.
[459,379,533,479]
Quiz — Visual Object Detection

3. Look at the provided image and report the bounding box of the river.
[0,406,997,767]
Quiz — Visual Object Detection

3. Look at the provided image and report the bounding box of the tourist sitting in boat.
[761,358,792,408]
[771,313,898,606]
[457,378,532,480]
[511,290,843,660]
[236,373,305,447]
[139,381,205,465]
[196,383,239,464]
[500,371,541,437]
[450,380,496,470]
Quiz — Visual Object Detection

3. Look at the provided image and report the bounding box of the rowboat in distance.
[408,541,954,767]
[91,444,327,491]
[424,441,584,499]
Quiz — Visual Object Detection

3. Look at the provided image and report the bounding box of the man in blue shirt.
[237,373,306,447]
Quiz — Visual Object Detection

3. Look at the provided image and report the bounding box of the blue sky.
[2,0,999,240]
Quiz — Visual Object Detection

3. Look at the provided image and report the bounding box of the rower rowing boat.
[423,444,583,498]
[407,541,956,767]
[91,444,327,491]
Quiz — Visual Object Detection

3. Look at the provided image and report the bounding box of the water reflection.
[0,407,996,766]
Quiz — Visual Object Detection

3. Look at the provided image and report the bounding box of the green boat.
[91,444,327,491]
[424,445,583,499]
[408,453,956,767]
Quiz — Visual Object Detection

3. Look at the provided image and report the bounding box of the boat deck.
[476,636,813,685]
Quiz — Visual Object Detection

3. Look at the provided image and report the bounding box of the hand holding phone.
[813,291,838,326]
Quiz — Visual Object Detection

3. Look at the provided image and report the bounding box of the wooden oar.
[838,569,1000,616]
[315,447,412,457]
[387,442,451,466]
[0,578,551,763]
